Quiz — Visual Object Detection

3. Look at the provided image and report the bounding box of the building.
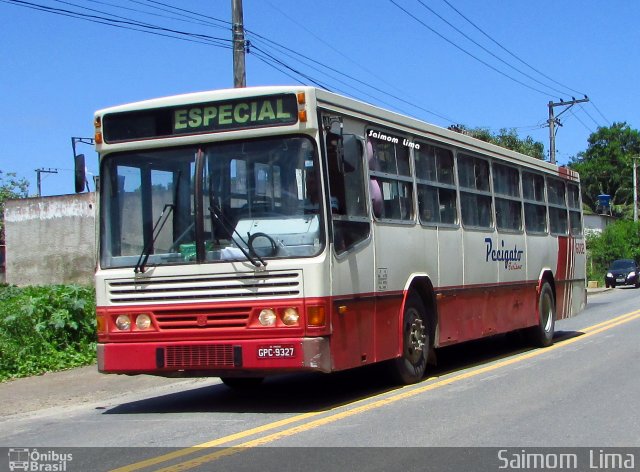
[4,193,96,286]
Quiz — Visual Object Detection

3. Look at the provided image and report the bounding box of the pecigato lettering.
[173,96,295,132]
[485,237,524,270]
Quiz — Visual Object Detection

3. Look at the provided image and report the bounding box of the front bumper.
[97,337,331,376]
[606,274,638,286]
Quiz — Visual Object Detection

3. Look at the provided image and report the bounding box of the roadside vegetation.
[0,284,96,381]
[586,220,640,283]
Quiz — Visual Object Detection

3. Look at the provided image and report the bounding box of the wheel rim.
[406,310,427,364]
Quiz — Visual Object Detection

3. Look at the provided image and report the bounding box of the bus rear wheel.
[389,292,429,385]
[527,281,555,347]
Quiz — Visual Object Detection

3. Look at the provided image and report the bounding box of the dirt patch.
[0,365,203,417]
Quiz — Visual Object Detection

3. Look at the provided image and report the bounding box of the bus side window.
[326,131,370,253]
[367,140,383,218]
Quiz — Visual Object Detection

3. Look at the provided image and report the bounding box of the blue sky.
[1,0,637,197]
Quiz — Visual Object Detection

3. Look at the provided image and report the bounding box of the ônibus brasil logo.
[7,448,73,471]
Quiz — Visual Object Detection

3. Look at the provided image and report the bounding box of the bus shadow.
[103,330,585,416]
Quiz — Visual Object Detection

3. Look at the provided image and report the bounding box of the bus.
[85,86,586,387]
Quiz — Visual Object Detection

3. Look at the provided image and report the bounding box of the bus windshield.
[100,135,324,270]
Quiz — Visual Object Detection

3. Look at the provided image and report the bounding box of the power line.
[87,0,219,30]
[439,0,586,98]
[3,0,233,47]
[388,0,553,97]
[577,104,601,128]
[4,0,569,143]
[413,0,569,98]
[131,0,230,29]
[590,101,611,126]
[245,31,458,123]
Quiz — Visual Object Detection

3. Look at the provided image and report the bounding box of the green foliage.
[448,126,545,160]
[0,284,96,381]
[0,170,29,242]
[569,122,640,213]
[586,220,640,281]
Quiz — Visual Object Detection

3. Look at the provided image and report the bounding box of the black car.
[605,259,640,288]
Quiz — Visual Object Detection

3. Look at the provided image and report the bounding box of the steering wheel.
[248,232,278,258]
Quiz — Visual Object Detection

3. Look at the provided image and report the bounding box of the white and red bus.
[88,86,586,386]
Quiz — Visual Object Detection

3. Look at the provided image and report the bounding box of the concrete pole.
[232,0,246,88]
[634,157,638,222]
[548,101,556,165]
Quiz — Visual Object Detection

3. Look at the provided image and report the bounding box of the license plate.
[616,278,625,282]
[257,345,296,359]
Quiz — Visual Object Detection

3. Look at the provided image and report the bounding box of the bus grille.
[106,271,302,304]
[155,306,251,330]
[165,345,234,368]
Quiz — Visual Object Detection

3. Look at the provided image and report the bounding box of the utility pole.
[634,157,639,222]
[231,0,246,88]
[35,168,58,197]
[547,96,589,164]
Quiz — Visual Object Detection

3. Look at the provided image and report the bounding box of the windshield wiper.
[208,204,266,268]
[134,203,174,274]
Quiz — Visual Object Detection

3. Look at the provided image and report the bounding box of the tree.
[448,126,545,160]
[0,170,29,242]
[569,122,640,213]
[586,219,640,281]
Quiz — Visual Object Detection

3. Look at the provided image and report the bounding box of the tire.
[389,292,430,385]
[220,377,264,390]
[527,282,555,347]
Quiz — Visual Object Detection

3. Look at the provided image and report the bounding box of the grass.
[0,284,96,381]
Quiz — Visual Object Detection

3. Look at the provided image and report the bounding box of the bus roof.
[95,85,578,181]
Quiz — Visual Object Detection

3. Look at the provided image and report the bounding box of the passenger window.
[414,142,457,225]
[367,129,414,223]
[567,183,583,236]
[493,163,522,232]
[548,178,568,235]
[522,171,547,234]
[458,154,492,228]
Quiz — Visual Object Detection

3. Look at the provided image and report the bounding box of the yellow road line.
[113,309,640,472]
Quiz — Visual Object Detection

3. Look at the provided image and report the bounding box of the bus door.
[323,125,378,370]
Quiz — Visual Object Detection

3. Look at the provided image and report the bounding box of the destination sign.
[103,94,299,143]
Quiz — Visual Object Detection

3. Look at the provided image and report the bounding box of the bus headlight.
[135,314,152,330]
[115,315,131,331]
[258,309,277,326]
[281,307,300,326]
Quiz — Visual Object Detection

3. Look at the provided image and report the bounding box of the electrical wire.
[414,0,568,98]
[3,0,233,47]
[440,0,586,98]
[388,0,554,97]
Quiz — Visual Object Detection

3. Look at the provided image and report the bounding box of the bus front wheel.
[389,292,429,385]
[527,282,556,347]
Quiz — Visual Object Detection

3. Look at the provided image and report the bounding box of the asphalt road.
[1,286,639,471]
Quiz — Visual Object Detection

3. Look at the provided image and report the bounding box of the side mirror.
[74,154,87,193]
